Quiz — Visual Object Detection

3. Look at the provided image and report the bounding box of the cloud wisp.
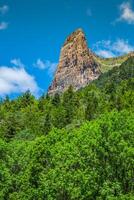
[0,60,40,97]
[0,22,8,30]
[86,8,92,16]
[11,58,25,68]
[34,59,57,76]
[115,1,134,24]
[94,39,134,58]
[0,4,9,30]
[0,5,9,15]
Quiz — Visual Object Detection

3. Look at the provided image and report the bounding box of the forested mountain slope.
[0,57,134,199]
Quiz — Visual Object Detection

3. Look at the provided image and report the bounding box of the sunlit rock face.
[48,28,100,95]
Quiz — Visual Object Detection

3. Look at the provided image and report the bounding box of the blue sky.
[0,0,134,98]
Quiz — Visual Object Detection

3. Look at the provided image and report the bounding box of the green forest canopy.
[0,57,134,199]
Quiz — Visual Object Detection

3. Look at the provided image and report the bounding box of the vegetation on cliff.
[0,57,134,199]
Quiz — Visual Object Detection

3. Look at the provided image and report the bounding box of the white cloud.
[0,5,9,14]
[0,5,9,30]
[34,58,46,70]
[112,39,134,54]
[95,50,115,58]
[0,22,8,30]
[34,59,57,76]
[117,1,134,24]
[11,58,25,68]
[94,39,134,58]
[0,60,40,97]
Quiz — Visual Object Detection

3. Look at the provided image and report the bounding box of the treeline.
[0,57,134,199]
[0,57,134,140]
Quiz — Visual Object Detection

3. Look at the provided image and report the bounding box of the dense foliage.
[0,57,134,199]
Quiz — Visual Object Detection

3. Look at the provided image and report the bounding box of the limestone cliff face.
[48,28,100,95]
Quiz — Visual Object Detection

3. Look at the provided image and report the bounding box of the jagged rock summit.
[48,28,100,95]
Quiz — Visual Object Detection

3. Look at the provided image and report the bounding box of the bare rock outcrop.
[48,28,100,95]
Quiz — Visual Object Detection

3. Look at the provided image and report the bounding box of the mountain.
[0,49,134,199]
[94,56,134,88]
[48,28,100,95]
[48,28,134,95]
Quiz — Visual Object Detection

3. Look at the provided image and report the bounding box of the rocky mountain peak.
[48,28,100,95]
[63,28,84,46]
